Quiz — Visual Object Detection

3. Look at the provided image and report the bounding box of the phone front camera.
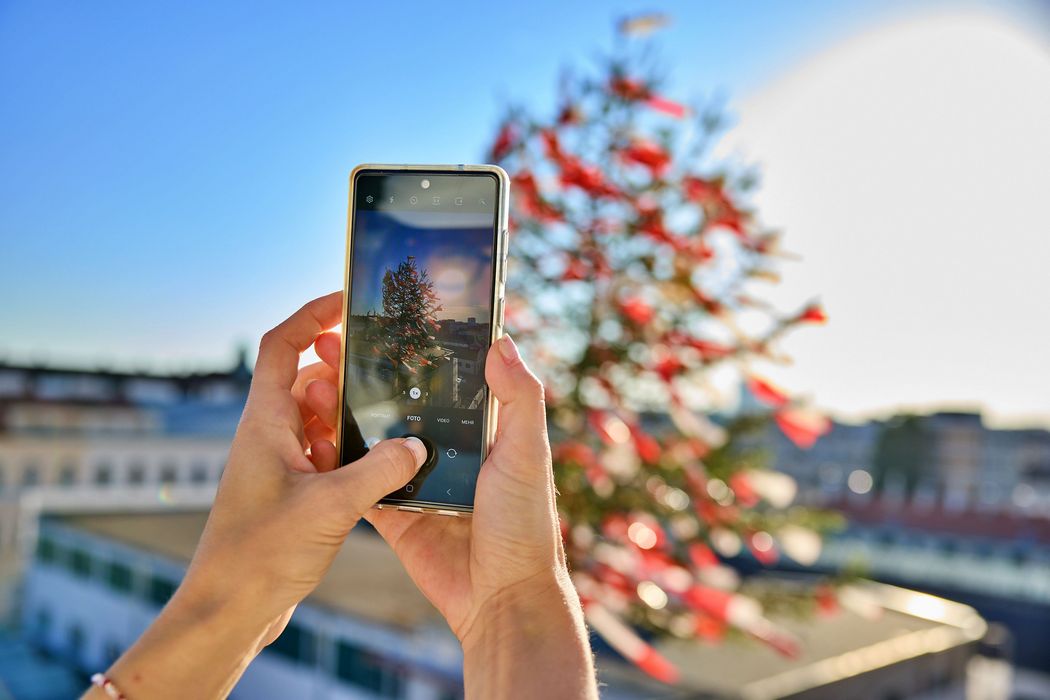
[421,179,431,189]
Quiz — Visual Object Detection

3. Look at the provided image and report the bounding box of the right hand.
[305,318,599,698]
[307,333,569,642]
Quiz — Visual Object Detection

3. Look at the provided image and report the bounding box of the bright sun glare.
[723,10,1050,426]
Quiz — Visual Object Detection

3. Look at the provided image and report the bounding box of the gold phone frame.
[336,164,510,516]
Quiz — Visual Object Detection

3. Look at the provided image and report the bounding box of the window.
[148,575,177,606]
[160,463,178,485]
[22,462,41,488]
[58,463,77,487]
[67,623,85,665]
[34,608,52,642]
[190,462,209,484]
[69,548,92,578]
[94,463,113,486]
[36,536,58,564]
[127,461,146,485]
[268,622,316,665]
[108,561,134,593]
[336,641,402,697]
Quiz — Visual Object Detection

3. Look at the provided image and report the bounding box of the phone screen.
[340,170,501,509]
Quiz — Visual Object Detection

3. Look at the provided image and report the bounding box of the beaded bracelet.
[91,673,127,700]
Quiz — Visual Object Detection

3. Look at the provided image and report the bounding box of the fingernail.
[498,334,520,364]
[402,436,427,469]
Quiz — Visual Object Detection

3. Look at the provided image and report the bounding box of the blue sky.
[0,0,1042,377]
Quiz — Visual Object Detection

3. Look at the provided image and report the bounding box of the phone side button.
[397,505,423,513]
[436,509,463,517]
[500,229,508,279]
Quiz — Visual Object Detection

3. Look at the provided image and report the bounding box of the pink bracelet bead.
[91,673,127,700]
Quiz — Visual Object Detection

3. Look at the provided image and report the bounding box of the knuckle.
[316,477,363,522]
[518,369,545,403]
[372,441,416,484]
[258,329,278,353]
[521,369,543,394]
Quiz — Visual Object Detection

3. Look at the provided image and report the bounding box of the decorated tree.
[489,17,842,681]
[375,256,446,392]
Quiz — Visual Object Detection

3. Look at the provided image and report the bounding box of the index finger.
[254,291,343,390]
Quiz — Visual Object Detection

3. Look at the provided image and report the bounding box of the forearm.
[462,571,598,700]
[83,586,277,700]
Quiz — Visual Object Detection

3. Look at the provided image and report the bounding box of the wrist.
[461,569,597,699]
[173,570,278,643]
[103,580,278,699]
[460,568,574,649]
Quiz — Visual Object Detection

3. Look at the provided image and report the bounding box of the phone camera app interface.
[341,172,499,507]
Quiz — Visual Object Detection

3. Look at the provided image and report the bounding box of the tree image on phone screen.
[362,256,486,409]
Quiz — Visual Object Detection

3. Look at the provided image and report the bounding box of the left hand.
[183,290,428,636]
[97,291,427,700]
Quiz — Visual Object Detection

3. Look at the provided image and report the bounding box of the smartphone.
[337,164,509,515]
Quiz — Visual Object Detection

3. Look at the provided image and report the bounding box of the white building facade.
[23,516,465,700]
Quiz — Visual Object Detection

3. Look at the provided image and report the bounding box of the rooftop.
[600,584,986,699]
[55,510,446,630]
[0,351,252,409]
[48,511,988,699]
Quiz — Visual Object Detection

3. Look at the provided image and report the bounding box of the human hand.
[307,329,598,698]
[182,291,432,625]
[96,291,428,699]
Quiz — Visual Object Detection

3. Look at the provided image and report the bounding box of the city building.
[0,359,1027,696]
[599,583,986,700]
[0,352,250,497]
[747,401,1050,672]
[0,353,250,614]
[758,420,881,504]
[755,406,1050,516]
[25,512,466,699]
[342,315,488,409]
[23,510,986,700]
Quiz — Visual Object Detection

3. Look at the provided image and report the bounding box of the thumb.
[324,436,428,516]
[485,335,551,477]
